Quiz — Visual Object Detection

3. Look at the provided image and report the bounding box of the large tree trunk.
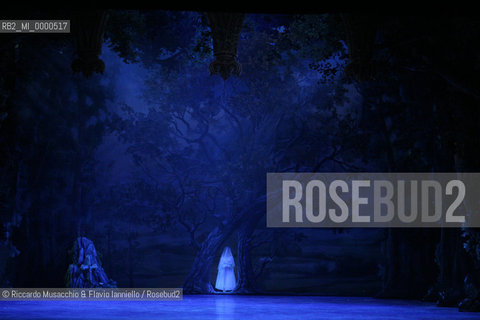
[183,226,228,293]
[236,211,264,294]
[183,196,265,294]
[236,232,257,293]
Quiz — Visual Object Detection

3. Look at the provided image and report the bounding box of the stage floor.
[1,295,478,319]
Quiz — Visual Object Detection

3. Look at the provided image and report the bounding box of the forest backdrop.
[0,10,480,311]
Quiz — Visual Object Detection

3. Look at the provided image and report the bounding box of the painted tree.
[108,13,362,293]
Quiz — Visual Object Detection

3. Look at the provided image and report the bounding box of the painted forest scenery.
[1,8,480,320]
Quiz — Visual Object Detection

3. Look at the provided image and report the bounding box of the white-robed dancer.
[215,247,236,292]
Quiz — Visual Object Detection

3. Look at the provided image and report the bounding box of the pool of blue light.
[1,295,478,320]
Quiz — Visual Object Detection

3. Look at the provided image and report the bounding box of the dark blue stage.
[1,296,479,320]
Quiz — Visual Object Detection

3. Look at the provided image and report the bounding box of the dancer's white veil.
[218,246,235,268]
